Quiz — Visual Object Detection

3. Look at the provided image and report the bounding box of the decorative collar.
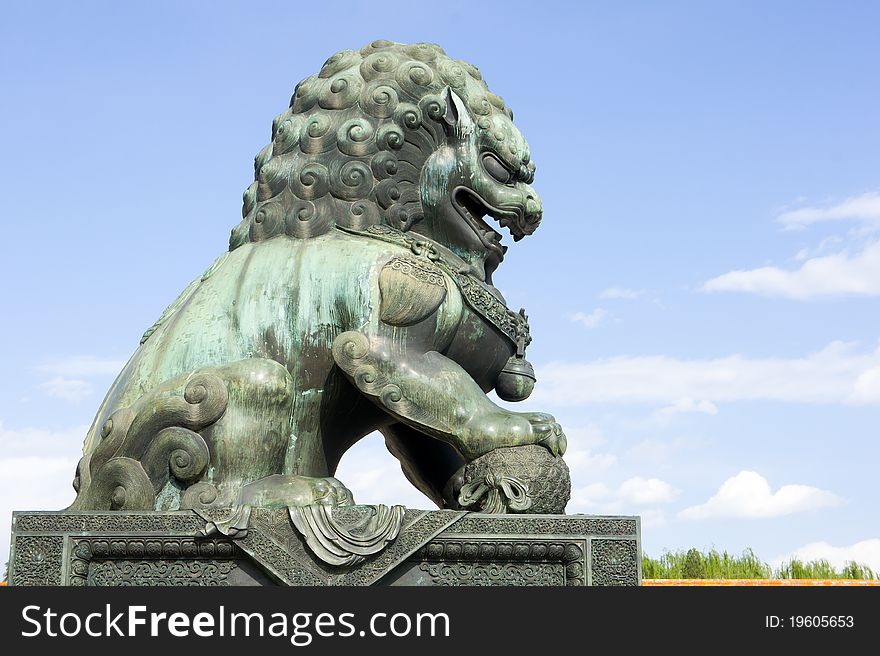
[336,224,531,350]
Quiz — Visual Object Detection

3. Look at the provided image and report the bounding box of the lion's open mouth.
[452,187,527,260]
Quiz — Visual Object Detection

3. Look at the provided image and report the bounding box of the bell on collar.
[495,354,536,402]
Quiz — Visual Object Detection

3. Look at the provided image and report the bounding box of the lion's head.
[229,40,541,281]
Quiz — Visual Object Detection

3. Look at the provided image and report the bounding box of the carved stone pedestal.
[8,510,641,586]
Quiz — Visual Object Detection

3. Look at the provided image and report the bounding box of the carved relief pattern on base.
[414,539,586,586]
[9,510,639,587]
[11,535,64,586]
[443,515,638,537]
[69,537,239,586]
[15,512,203,534]
[419,562,563,586]
[591,539,639,586]
[88,560,236,586]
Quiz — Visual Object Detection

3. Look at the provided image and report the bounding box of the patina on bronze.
[69,40,569,523]
[1,41,640,585]
[8,511,642,586]
[7,41,645,586]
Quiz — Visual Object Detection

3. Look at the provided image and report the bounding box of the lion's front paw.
[523,412,567,457]
[462,410,568,459]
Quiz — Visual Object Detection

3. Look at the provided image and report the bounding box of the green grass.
[643,548,878,580]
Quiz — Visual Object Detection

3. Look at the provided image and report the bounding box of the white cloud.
[655,398,718,419]
[568,476,677,514]
[701,192,880,300]
[564,448,617,478]
[0,457,79,509]
[778,192,880,231]
[639,508,668,529]
[0,422,87,567]
[704,193,880,299]
[702,240,880,299]
[617,477,679,505]
[564,424,607,450]
[0,422,88,455]
[679,471,844,520]
[1,455,80,569]
[554,424,616,493]
[532,340,880,407]
[599,287,643,300]
[626,437,705,465]
[774,539,880,573]
[39,377,93,402]
[36,355,127,377]
[333,433,434,510]
[33,355,126,403]
[794,235,842,261]
[569,308,608,329]
[569,482,612,509]
[853,366,880,403]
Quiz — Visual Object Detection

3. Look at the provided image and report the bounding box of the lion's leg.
[192,359,355,511]
[381,422,466,509]
[72,357,356,514]
[332,331,567,462]
[199,359,293,493]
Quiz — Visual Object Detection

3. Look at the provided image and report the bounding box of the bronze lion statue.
[70,40,569,523]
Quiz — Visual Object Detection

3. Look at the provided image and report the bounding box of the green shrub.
[777,558,877,580]
[642,548,877,580]
[681,548,705,578]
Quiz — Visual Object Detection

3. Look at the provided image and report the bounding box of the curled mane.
[229,40,514,250]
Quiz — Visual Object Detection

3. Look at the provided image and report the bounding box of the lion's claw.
[536,427,566,457]
[524,413,567,456]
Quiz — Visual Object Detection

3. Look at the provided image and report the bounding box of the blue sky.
[2,1,879,570]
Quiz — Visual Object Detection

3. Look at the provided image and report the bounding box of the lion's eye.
[481,153,513,184]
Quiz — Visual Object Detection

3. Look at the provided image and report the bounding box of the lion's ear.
[442,87,475,139]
